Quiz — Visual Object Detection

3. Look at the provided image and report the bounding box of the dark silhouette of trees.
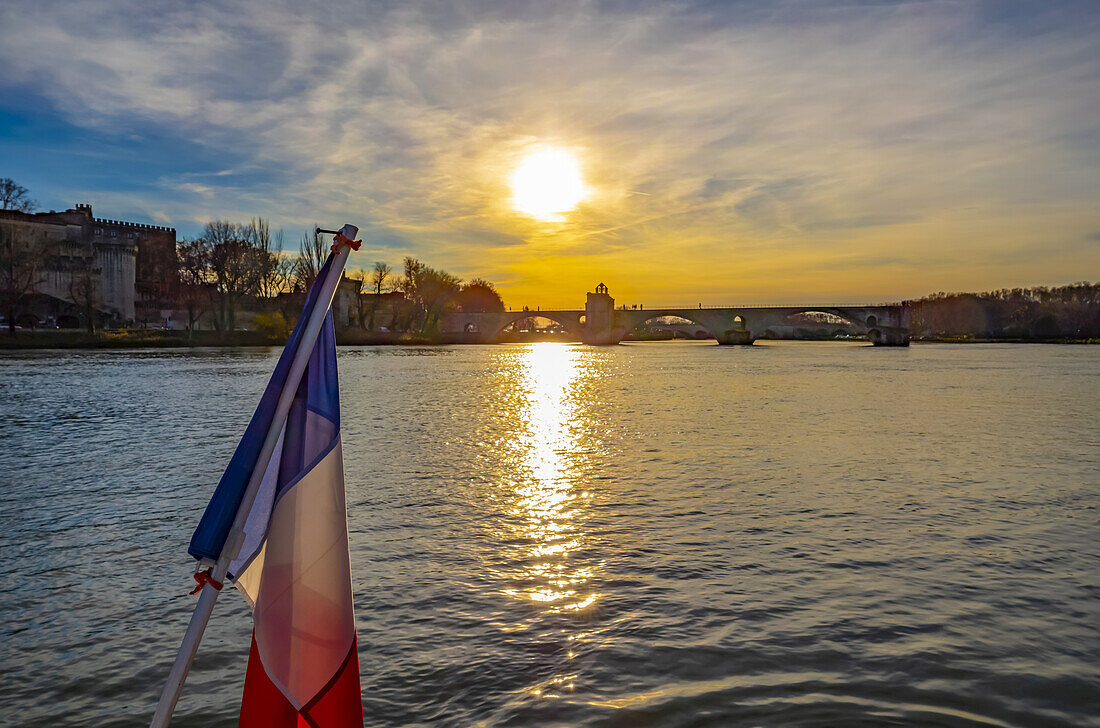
[294,228,327,292]
[399,257,421,297]
[204,223,250,332]
[398,256,461,334]
[371,261,391,296]
[0,222,53,333]
[0,179,45,332]
[198,219,279,332]
[911,283,1100,339]
[365,261,391,330]
[0,178,36,212]
[455,278,504,313]
[177,238,213,337]
[168,224,505,338]
[255,226,292,301]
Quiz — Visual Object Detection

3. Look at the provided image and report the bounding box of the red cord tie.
[330,232,361,253]
[189,568,224,595]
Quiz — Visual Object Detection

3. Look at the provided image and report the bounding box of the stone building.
[303,275,404,331]
[355,291,407,330]
[0,204,176,326]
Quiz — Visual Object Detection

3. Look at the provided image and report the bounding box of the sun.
[511,148,587,221]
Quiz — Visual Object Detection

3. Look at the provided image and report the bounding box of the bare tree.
[294,227,327,292]
[202,219,276,332]
[401,256,422,298]
[249,222,289,300]
[0,178,36,212]
[261,254,295,300]
[371,261,391,295]
[205,222,249,331]
[0,222,52,333]
[177,238,212,338]
[366,261,391,330]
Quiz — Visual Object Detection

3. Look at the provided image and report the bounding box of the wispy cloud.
[1,0,1097,304]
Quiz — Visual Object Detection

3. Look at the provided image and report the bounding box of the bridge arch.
[621,310,725,342]
[777,308,871,338]
[782,308,864,328]
[766,307,892,342]
[492,310,584,338]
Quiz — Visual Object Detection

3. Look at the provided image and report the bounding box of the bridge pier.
[581,283,620,345]
[870,328,911,346]
[717,330,755,345]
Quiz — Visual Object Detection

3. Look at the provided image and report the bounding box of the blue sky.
[1,0,1097,306]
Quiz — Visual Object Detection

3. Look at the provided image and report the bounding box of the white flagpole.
[149,225,359,728]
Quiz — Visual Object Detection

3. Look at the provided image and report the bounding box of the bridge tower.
[583,283,617,345]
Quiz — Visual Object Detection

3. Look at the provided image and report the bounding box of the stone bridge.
[441,284,910,346]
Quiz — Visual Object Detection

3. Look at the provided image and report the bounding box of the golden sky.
[1,1,1097,307]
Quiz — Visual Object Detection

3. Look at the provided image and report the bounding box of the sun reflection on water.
[502,343,600,615]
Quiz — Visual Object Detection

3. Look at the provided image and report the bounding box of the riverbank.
[913,336,1100,344]
[2,330,1097,349]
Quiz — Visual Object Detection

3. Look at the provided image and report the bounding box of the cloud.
[0,0,1098,304]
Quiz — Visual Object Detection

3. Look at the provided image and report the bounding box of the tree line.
[910,283,1100,340]
[176,220,504,337]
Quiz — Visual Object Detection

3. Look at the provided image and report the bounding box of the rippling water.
[1,341,1098,727]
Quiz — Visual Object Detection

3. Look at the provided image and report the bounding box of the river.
[1,341,1097,727]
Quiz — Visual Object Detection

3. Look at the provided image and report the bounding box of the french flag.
[188,253,364,728]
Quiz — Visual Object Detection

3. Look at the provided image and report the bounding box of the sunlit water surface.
[1,342,1097,727]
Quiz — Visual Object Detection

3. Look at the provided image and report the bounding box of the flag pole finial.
[318,224,361,253]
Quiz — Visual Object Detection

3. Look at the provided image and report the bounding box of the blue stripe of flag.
[188,255,339,562]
